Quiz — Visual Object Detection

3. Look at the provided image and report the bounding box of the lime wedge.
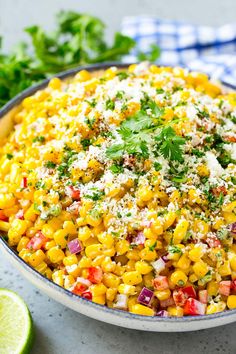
[0,289,34,354]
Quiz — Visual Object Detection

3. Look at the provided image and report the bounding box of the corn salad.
[0,62,236,317]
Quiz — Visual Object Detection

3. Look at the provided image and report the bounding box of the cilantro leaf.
[168,245,183,254]
[137,44,161,62]
[155,126,185,162]
[6,153,13,160]
[110,164,124,174]
[0,11,138,107]
[106,144,125,160]
[119,110,153,136]
[45,161,56,169]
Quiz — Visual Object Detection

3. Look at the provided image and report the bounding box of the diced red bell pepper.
[224,136,236,143]
[81,290,92,300]
[72,283,87,295]
[219,281,231,296]
[0,210,8,221]
[27,231,47,250]
[211,186,227,196]
[184,298,206,316]
[182,286,197,299]
[206,236,221,248]
[21,177,28,189]
[66,186,81,201]
[15,209,24,220]
[231,280,236,293]
[173,290,187,306]
[160,297,175,308]
[87,267,103,284]
[153,276,169,291]
[198,290,208,304]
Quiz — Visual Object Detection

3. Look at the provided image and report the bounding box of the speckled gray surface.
[1,1,236,353]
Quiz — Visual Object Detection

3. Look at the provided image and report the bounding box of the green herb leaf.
[106,144,125,160]
[168,245,183,254]
[149,241,157,252]
[105,99,115,111]
[33,136,45,143]
[45,161,56,169]
[154,162,162,171]
[0,11,138,107]
[6,153,13,160]
[110,164,124,174]
[155,126,185,162]
[137,44,161,62]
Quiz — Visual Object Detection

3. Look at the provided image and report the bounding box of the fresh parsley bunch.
[0,11,160,107]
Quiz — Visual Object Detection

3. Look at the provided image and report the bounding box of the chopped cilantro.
[110,164,124,174]
[192,148,205,157]
[40,204,62,220]
[45,161,56,169]
[105,99,115,111]
[117,212,122,218]
[57,146,77,179]
[85,98,97,107]
[115,91,125,99]
[35,179,46,189]
[6,153,13,160]
[231,176,236,185]
[81,138,91,150]
[168,245,183,254]
[156,88,164,94]
[198,270,212,286]
[84,190,105,201]
[33,136,45,143]
[149,241,157,251]
[153,162,162,171]
[121,103,128,112]
[85,117,96,129]
[116,72,129,80]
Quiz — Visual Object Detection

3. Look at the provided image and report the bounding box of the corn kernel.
[227,295,236,309]
[170,270,187,286]
[122,271,142,285]
[131,304,154,316]
[47,246,65,263]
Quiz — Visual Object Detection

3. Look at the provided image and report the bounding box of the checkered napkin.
[121,17,236,87]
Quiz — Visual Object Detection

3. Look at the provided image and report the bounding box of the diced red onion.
[161,254,169,263]
[68,239,82,254]
[15,209,24,220]
[230,223,236,235]
[133,232,145,245]
[76,277,91,287]
[151,257,166,274]
[141,220,152,228]
[156,310,168,317]
[137,287,154,306]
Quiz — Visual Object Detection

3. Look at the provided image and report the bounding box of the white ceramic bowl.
[1,63,236,332]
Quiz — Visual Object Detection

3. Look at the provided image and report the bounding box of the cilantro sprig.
[155,126,185,162]
[106,97,164,159]
[0,11,160,108]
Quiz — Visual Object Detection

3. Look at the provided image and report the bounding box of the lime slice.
[0,289,34,354]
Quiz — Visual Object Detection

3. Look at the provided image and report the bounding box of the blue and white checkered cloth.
[121,17,236,86]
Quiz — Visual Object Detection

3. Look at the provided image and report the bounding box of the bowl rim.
[1,61,236,323]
